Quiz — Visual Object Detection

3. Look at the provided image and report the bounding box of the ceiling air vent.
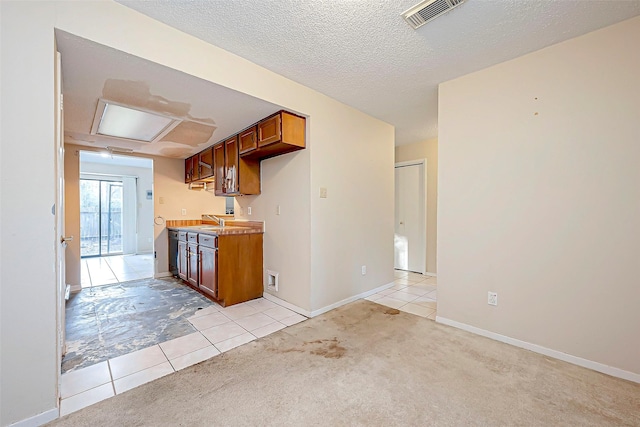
[402,0,466,30]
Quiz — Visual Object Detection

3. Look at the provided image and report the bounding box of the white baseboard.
[309,281,396,318]
[424,272,437,277]
[8,407,58,427]
[69,284,82,293]
[436,316,640,384]
[264,281,396,319]
[262,292,311,317]
[154,272,173,279]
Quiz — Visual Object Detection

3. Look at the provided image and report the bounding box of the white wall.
[438,16,640,377]
[1,3,393,424]
[395,138,438,274]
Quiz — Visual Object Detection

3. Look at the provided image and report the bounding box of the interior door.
[394,162,426,273]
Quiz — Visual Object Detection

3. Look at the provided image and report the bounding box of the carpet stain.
[306,338,346,359]
[384,308,400,315]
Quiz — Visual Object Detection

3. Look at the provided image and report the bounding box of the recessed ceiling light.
[91,99,182,143]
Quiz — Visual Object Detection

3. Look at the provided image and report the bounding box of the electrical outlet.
[488,291,498,306]
[248,207,252,215]
[181,208,187,216]
[320,187,328,198]
[276,205,281,215]
[361,265,366,275]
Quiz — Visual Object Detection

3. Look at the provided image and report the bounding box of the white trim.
[309,281,396,318]
[154,271,173,279]
[263,281,396,319]
[395,159,425,168]
[424,272,437,277]
[436,316,640,384]
[262,292,311,317]
[8,408,58,427]
[69,284,82,293]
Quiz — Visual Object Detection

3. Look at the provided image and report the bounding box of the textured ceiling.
[117,0,640,146]
[57,31,281,158]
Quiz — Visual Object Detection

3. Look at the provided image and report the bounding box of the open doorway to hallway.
[79,151,154,287]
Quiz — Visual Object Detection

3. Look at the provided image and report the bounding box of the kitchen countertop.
[167,221,264,236]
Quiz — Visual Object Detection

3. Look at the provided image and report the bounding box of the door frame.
[394,159,427,275]
[54,49,66,410]
[78,177,125,258]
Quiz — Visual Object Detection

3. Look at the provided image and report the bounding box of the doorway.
[394,160,426,274]
[79,151,154,287]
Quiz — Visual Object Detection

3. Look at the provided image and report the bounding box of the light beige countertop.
[167,219,264,236]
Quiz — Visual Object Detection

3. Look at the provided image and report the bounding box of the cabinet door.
[187,242,199,287]
[184,156,193,183]
[239,127,257,155]
[198,246,217,298]
[199,148,213,179]
[178,240,188,280]
[213,143,225,196]
[258,114,281,147]
[225,136,239,194]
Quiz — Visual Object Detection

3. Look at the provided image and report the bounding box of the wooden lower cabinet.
[216,233,263,307]
[187,242,199,287]
[198,235,218,299]
[171,231,263,307]
[177,238,188,281]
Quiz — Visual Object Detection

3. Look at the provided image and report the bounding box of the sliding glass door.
[80,179,124,257]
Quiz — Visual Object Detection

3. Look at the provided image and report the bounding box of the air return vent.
[402,0,466,30]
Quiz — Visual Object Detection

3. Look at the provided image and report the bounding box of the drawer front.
[187,232,199,243]
[169,231,179,240]
[178,231,188,241]
[199,234,218,249]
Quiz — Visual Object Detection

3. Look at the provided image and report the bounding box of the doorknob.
[60,236,74,244]
[399,221,404,225]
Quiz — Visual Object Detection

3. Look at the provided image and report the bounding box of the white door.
[55,51,69,401]
[394,162,426,273]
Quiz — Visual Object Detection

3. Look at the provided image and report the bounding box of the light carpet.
[50,300,640,426]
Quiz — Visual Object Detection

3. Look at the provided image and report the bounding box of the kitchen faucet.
[203,214,225,227]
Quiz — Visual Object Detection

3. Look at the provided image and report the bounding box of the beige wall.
[395,138,438,274]
[438,16,640,376]
[1,3,59,425]
[1,2,394,424]
[65,144,227,288]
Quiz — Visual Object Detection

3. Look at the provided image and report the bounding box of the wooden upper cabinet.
[213,143,225,196]
[198,147,214,180]
[186,110,305,194]
[184,155,197,183]
[224,136,239,195]
[257,115,281,148]
[239,126,258,155]
[247,111,305,160]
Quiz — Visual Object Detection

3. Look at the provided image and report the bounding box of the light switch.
[276,205,281,215]
[248,207,252,215]
[159,197,165,205]
[320,187,328,198]
[181,208,187,216]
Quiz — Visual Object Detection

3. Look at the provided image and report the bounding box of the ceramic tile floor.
[365,270,437,319]
[81,254,154,288]
[60,296,307,416]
